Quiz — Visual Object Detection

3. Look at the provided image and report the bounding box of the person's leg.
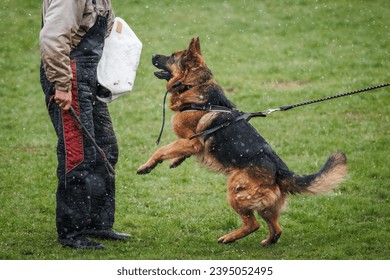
[44,60,104,249]
[85,100,129,240]
[47,96,104,249]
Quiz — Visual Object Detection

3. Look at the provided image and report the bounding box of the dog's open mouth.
[152,54,172,81]
[154,70,172,81]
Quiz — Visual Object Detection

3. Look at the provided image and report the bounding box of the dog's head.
[152,37,213,90]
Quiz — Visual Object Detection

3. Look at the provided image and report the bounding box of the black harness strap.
[183,104,234,113]
[186,109,266,140]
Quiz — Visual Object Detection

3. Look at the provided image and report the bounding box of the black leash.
[264,82,390,115]
[69,106,116,176]
[155,81,183,145]
[189,83,390,139]
[155,88,170,145]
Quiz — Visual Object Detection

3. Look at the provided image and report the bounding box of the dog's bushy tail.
[281,152,348,195]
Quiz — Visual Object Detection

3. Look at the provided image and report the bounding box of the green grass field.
[0,0,389,260]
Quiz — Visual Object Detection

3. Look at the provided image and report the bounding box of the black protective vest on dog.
[40,6,118,239]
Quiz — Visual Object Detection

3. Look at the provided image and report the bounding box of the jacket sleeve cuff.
[55,83,72,92]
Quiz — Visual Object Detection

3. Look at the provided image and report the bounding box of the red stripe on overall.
[62,59,84,172]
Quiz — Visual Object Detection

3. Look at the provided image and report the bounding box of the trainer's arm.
[39,0,86,94]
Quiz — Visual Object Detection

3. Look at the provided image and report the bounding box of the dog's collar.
[178,84,194,94]
[170,81,204,94]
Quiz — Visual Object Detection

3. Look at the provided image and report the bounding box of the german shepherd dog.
[137,37,347,246]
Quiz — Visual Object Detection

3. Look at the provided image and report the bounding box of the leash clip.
[265,108,281,115]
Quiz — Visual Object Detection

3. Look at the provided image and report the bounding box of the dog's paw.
[136,162,157,175]
[261,232,281,246]
[136,167,151,175]
[217,235,236,244]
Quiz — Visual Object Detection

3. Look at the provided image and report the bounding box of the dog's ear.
[188,37,202,55]
[182,37,212,84]
[185,37,203,68]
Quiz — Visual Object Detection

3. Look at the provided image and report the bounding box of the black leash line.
[69,106,116,176]
[189,83,390,139]
[156,81,183,145]
[155,88,170,145]
[264,82,390,115]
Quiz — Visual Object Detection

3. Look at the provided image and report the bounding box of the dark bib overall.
[40,3,118,239]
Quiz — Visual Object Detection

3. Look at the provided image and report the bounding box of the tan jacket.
[40,0,115,92]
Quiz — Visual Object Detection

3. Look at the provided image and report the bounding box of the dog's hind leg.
[218,169,285,245]
[218,210,259,244]
[218,175,261,244]
[258,202,284,246]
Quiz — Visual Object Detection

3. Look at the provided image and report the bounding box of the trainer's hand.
[54,89,72,110]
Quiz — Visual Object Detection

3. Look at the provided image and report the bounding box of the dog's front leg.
[169,156,190,169]
[137,138,201,174]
